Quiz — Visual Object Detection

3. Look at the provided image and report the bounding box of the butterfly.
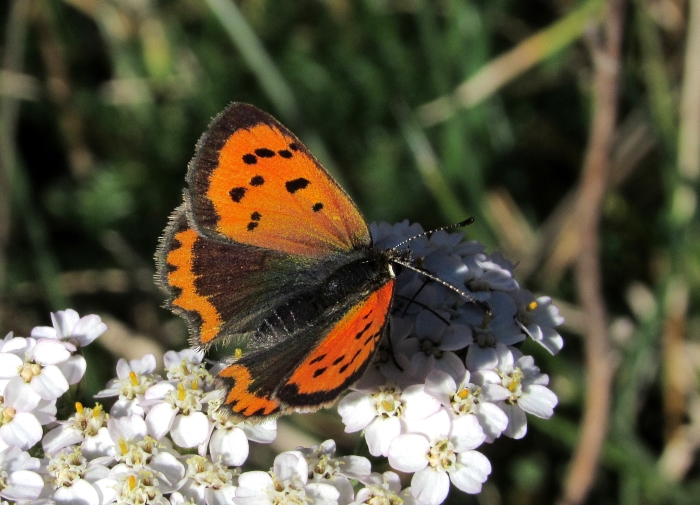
[156,103,472,421]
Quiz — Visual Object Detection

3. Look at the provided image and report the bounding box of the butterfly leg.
[384,317,404,372]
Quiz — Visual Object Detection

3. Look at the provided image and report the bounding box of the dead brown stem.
[558,1,626,504]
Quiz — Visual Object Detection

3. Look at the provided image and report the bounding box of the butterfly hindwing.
[187,103,371,258]
[216,279,395,419]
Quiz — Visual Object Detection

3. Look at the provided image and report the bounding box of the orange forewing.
[282,280,394,397]
[188,104,370,257]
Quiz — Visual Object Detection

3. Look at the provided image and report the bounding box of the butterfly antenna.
[391,258,492,316]
[390,218,475,251]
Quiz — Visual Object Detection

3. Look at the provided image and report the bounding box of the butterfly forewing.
[187,103,371,257]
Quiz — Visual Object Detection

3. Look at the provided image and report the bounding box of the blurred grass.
[2,0,700,504]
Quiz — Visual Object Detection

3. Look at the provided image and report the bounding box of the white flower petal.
[52,309,81,337]
[210,427,249,466]
[338,392,375,432]
[237,470,273,493]
[519,385,558,418]
[336,455,371,480]
[411,467,450,505]
[500,402,528,439]
[424,370,457,405]
[475,401,509,442]
[0,445,39,471]
[144,381,175,400]
[42,425,83,454]
[449,414,485,451]
[56,355,87,385]
[466,345,498,371]
[305,482,341,505]
[32,398,57,425]
[150,452,185,492]
[92,477,118,505]
[0,412,42,450]
[388,434,429,472]
[31,365,69,400]
[242,418,277,443]
[108,414,148,442]
[274,451,307,483]
[145,402,178,441]
[205,486,237,505]
[4,377,41,411]
[1,469,44,500]
[71,315,107,346]
[31,339,71,365]
[450,450,492,494]
[83,463,110,481]
[401,385,441,421]
[403,409,451,440]
[30,326,57,339]
[54,479,99,505]
[0,353,22,378]
[82,427,114,459]
[365,416,401,457]
[170,411,210,448]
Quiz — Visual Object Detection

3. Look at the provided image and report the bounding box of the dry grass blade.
[416,0,605,127]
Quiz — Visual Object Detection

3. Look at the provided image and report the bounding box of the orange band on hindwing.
[218,364,280,417]
[283,280,395,397]
[164,222,222,345]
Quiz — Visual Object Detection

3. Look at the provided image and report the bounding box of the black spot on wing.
[230,187,246,203]
[242,154,257,165]
[278,150,292,158]
[309,354,326,364]
[313,367,327,378]
[312,202,323,212]
[255,148,275,158]
[251,212,261,221]
[247,222,258,231]
[364,331,380,345]
[289,143,299,151]
[332,356,344,365]
[354,321,372,340]
[286,178,310,194]
[250,175,264,186]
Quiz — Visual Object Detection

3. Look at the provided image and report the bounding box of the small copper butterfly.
[157,103,436,420]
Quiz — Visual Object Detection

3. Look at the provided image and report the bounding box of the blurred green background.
[2,0,700,503]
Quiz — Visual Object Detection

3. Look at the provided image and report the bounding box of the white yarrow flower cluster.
[337,221,564,505]
[0,222,563,505]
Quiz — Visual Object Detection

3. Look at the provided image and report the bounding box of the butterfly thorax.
[251,247,395,347]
